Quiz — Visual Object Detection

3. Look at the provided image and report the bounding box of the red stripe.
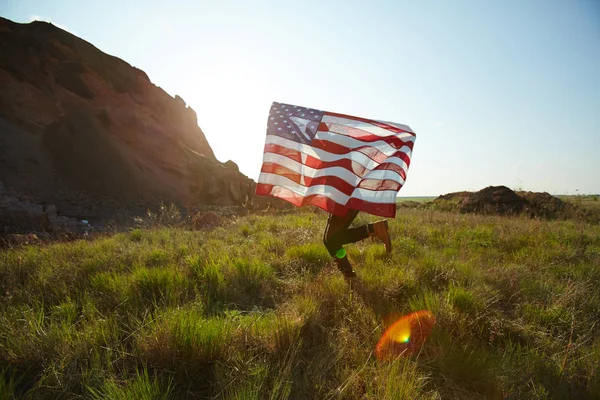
[310,140,412,166]
[264,144,301,161]
[255,183,397,218]
[324,111,415,136]
[373,163,407,181]
[310,139,351,155]
[263,144,302,163]
[346,198,397,217]
[264,140,411,169]
[261,163,356,195]
[256,183,351,215]
[261,162,403,196]
[260,163,301,184]
[263,143,408,179]
[358,179,402,192]
[323,123,415,149]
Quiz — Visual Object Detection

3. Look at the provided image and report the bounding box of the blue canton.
[267,102,325,145]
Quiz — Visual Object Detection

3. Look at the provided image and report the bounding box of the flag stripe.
[262,143,409,179]
[311,132,414,155]
[322,114,415,136]
[260,164,402,195]
[256,183,397,218]
[317,127,416,150]
[265,135,412,168]
[258,172,399,204]
[376,119,415,133]
[260,163,356,195]
[261,153,405,185]
[322,122,416,147]
[310,139,412,162]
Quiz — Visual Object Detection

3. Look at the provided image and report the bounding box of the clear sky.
[2,0,599,196]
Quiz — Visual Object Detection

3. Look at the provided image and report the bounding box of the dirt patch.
[192,211,223,230]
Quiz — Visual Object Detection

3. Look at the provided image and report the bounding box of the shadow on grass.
[348,276,415,323]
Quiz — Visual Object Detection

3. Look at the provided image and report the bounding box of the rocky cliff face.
[0,17,260,221]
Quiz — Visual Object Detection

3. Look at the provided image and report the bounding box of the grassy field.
[559,195,600,211]
[396,197,436,203]
[1,207,599,399]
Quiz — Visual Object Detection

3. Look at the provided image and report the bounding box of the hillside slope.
[0,17,259,219]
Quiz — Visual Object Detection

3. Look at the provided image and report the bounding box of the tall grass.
[0,209,598,398]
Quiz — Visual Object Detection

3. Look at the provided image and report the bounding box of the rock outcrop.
[0,17,266,223]
[0,181,90,238]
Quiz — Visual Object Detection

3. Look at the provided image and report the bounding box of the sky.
[2,0,599,196]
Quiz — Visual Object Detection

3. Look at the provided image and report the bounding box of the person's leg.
[325,215,392,256]
[323,210,366,278]
[323,211,393,278]
[323,209,365,257]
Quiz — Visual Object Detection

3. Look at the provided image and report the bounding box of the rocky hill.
[0,17,263,227]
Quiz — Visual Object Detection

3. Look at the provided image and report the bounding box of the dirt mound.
[430,186,575,219]
[443,186,527,215]
[0,17,275,222]
[518,191,569,219]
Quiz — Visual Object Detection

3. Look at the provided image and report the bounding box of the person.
[323,210,392,278]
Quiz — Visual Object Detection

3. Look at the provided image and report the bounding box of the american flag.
[256,102,416,217]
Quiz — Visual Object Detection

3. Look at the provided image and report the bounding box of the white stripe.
[262,153,405,185]
[376,120,415,134]
[314,130,413,155]
[322,115,415,138]
[264,149,409,181]
[363,169,405,182]
[325,122,416,143]
[257,173,399,205]
[265,135,411,171]
[381,156,410,171]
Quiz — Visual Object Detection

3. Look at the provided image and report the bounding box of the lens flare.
[375,310,436,361]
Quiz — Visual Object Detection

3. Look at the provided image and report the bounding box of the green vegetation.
[396,196,436,203]
[1,208,599,399]
[559,195,600,211]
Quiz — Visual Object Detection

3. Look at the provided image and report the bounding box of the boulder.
[0,195,52,233]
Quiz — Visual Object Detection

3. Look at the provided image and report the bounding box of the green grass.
[396,196,436,203]
[559,195,600,211]
[1,209,599,398]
